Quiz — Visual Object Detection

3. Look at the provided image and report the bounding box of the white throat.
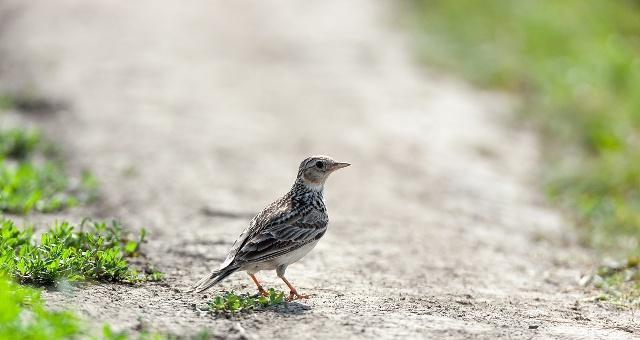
[304,181,324,192]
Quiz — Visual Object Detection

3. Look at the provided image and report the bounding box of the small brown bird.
[191,155,350,300]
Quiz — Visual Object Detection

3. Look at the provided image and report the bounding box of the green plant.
[102,325,129,340]
[145,269,164,282]
[0,94,14,110]
[0,272,181,340]
[0,100,164,338]
[0,274,80,339]
[0,127,94,214]
[0,218,154,285]
[0,128,41,159]
[0,160,78,213]
[583,258,640,306]
[208,289,286,314]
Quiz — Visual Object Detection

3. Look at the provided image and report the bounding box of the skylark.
[191,155,350,300]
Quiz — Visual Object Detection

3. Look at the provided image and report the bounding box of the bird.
[191,155,350,300]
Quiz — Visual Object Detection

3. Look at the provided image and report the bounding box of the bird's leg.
[249,274,269,297]
[280,276,309,301]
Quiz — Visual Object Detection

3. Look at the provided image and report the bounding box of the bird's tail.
[189,264,239,293]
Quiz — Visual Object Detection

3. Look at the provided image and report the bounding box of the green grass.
[208,289,286,314]
[0,127,94,213]
[590,258,640,305]
[0,94,14,111]
[0,274,81,339]
[406,0,640,291]
[0,218,154,285]
[0,275,177,339]
[0,219,166,339]
[0,128,41,159]
[0,104,164,337]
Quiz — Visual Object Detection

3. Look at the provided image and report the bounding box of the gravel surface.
[1,0,638,338]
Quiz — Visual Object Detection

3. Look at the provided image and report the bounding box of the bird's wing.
[219,197,301,267]
[234,211,327,264]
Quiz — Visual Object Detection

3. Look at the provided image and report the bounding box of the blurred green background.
[407,0,640,261]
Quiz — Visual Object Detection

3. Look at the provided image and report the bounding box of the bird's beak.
[329,162,350,171]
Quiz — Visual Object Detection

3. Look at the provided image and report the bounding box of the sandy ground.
[1,0,639,338]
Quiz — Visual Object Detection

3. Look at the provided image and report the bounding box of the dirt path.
[2,0,638,338]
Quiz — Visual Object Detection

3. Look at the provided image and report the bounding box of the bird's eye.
[315,161,324,169]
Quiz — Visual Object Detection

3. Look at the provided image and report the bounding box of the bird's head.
[296,155,350,191]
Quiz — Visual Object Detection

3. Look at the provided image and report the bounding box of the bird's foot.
[258,287,270,298]
[286,290,309,301]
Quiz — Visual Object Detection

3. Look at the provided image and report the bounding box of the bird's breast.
[275,239,321,267]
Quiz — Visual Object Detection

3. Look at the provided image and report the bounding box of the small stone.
[529,325,539,330]
[578,274,592,287]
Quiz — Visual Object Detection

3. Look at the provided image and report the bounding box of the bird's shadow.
[264,301,311,315]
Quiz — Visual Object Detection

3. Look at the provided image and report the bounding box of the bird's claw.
[258,287,270,298]
[286,291,310,301]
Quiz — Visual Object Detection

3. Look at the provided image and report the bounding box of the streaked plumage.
[191,155,349,300]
